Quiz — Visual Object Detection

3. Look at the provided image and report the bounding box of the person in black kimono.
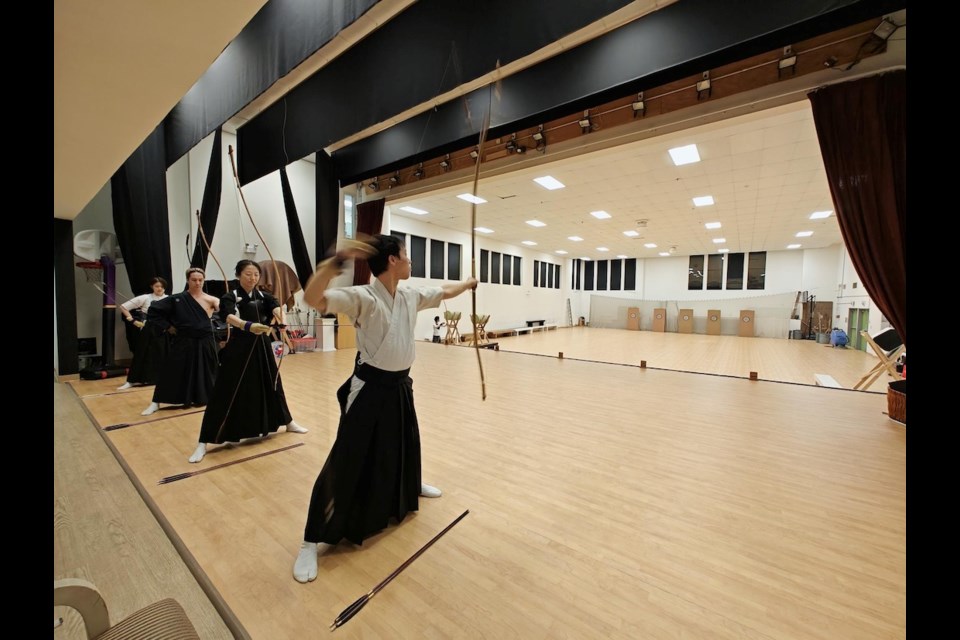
[188,260,307,463]
[292,235,477,583]
[140,267,220,416]
[117,277,171,390]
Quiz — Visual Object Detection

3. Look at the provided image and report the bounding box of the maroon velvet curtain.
[353,198,385,285]
[808,70,906,347]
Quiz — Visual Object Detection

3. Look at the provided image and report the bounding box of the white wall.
[834,244,887,339]
[385,210,568,340]
[166,130,318,330]
[71,181,135,363]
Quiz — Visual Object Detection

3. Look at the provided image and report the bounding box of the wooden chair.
[443,310,461,345]
[54,578,200,639]
[853,328,904,390]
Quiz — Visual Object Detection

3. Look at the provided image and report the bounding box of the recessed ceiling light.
[693,195,715,207]
[521,240,537,246]
[526,219,547,227]
[399,206,428,215]
[787,243,801,249]
[705,221,722,229]
[590,210,611,219]
[712,238,726,244]
[555,250,568,255]
[718,248,730,253]
[809,210,833,219]
[668,144,701,166]
[458,194,487,204]
[623,230,640,237]
[597,247,609,252]
[616,254,628,259]
[644,243,657,249]
[658,252,671,257]
[795,231,813,237]
[568,236,583,242]
[581,257,592,261]
[533,176,565,190]
[474,227,494,233]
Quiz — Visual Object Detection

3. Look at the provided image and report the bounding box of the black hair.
[367,234,403,276]
[150,276,168,290]
[234,259,262,277]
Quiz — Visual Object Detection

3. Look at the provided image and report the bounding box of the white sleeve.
[121,294,149,312]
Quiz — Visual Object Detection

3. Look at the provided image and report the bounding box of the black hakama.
[303,362,422,546]
[147,293,218,406]
[196,288,292,444]
[124,322,171,385]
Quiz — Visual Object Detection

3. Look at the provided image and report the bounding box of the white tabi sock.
[141,402,160,416]
[117,382,133,390]
[293,541,331,583]
[420,483,442,498]
[188,443,207,463]
[285,420,308,433]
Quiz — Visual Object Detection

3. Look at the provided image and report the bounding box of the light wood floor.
[490,326,896,393]
[62,336,906,639]
[54,381,234,639]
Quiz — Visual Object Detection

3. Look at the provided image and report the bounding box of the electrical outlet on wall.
[243,243,258,254]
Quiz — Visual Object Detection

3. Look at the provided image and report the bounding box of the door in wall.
[847,308,870,351]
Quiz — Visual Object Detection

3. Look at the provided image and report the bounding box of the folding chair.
[853,328,904,390]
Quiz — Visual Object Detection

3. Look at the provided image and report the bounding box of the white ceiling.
[388,100,843,260]
[54,0,268,220]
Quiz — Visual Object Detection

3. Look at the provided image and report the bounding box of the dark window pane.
[597,260,608,291]
[533,260,539,287]
[747,251,766,290]
[411,235,426,278]
[584,261,594,291]
[624,259,636,290]
[707,254,723,290]
[513,256,521,285]
[553,264,560,289]
[430,239,445,279]
[726,252,744,290]
[502,253,512,285]
[491,252,501,284]
[546,261,553,288]
[688,255,704,290]
[540,261,548,288]
[610,259,622,290]
[480,249,489,283]
[390,231,406,248]
[448,243,461,280]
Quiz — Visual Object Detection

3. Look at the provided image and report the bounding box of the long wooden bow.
[467,68,501,402]
[227,145,288,388]
[195,208,256,443]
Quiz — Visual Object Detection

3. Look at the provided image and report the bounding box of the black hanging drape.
[353,199,385,286]
[279,167,314,287]
[111,123,172,292]
[808,70,906,347]
[190,127,224,270]
[315,151,340,264]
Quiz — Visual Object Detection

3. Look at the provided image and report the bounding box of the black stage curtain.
[190,128,223,271]
[808,70,906,347]
[111,123,172,292]
[280,167,314,288]
[316,151,340,264]
[165,0,379,166]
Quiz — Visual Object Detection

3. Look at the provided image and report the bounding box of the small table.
[526,320,545,327]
